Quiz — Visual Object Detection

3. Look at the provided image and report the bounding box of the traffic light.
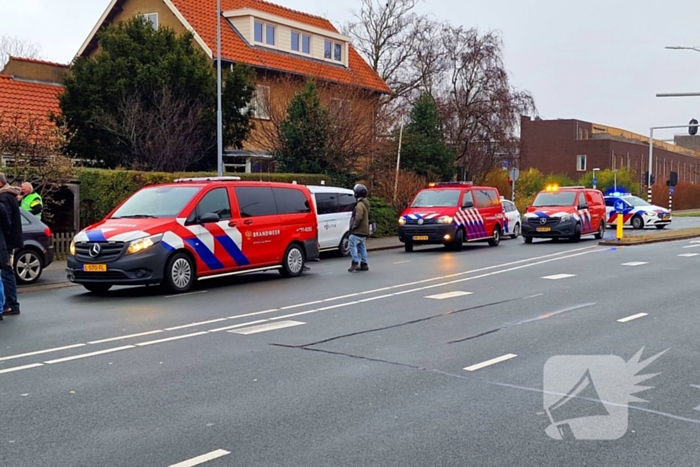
[669,171,678,187]
[650,174,655,185]
[690,118,699,136]
[508,177,513,184]
[643,171,649,185]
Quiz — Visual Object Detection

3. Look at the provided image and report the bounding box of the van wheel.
[164,252,195,293]
[570,223,582,243]
[510,223,520,239]
[488,226,501,246]
[594,221,605,239]
[280,244,305,277]
[83,284,112,294]
[338,233,350,257]
[449,229,464,251]
[404,243,414,252]
[524,236,533,244]
[631,216,644,230]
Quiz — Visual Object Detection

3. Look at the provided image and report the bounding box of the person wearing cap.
[347,183,370,272]
[20,182,43,220]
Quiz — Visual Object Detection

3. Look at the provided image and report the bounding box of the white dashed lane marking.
[679,253,699,257]
[425,291,473,300]
[617,313,648,323]
[169,449,231,467]
[682,244,700,249]
[228,320,305,335]
[622,262,648,266]
[541,274,576,280]
[464,354,518,372]
[0,363,44,375]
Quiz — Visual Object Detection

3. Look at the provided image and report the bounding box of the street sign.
[613,199,626,214]
[592,177,597,188]
[670,186,675,195]
[509,168,520,182]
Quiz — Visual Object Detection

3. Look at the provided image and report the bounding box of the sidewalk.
[367,236,402,251]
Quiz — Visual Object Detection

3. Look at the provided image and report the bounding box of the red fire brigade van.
[397,182,507,252]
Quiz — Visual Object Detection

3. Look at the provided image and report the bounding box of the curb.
[367,244,404,252]
[598,228,700,246]
[18,282,79,294]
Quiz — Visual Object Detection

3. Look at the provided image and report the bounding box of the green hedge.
[78,169,332,227]
[368,196,398,238]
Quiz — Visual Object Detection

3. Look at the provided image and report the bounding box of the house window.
[266,24,275,45]
[576,154,587,171]
[334,43,342,61]
[142,13,158,29]
[291,31,300,51]
[254,22,263,42]
[324,40,343,62]
[324,40,332,59]
[252,85,270,120]
[302,34,311,54]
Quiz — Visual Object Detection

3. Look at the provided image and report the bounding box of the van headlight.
[559,214,573,222]
[69,240,76,256]
[437,216,454,224]
[127,234,163,255]
[398,217,407,226]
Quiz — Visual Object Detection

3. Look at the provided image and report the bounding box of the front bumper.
[66,244,171,286]
[398,224,456,244]
[522,217,577,238]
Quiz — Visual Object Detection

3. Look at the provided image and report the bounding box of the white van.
[306,185,356,256]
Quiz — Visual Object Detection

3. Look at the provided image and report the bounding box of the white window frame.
[254,21,264,43]
[291,31,311,55]
[576,154,587,171]
[252,85,271,120]
[324,39,343,62]
[265,24,276,46]
[142,13,159,30]
[253,21,276,46]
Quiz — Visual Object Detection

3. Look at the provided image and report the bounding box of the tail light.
[44,227,52,237]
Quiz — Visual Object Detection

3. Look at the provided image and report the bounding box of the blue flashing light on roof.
[605,189,631,197]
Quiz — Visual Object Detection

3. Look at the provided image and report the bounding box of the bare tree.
[0,35,41,69]
[435,27,536,183]
[93,87,216,172]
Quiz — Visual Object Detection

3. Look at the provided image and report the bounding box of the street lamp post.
[665,46,700,53]
[592,168,600,190]
[646,123,698,202]
[216,0,223,177]
[393,117,405,203]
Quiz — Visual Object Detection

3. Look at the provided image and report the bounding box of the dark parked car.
[15,210,55,285]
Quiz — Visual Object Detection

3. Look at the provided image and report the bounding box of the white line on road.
[541,274,576,280]
[164,290,208,299]
[44,346,135,364]
[617,313,648,323]
[0,363,44,374]
[165,319,227,331]
[135,332,208,347]
[464,354,518,372]
[0,344,86,362]
[679,253,699,257]
[682,244,700,249]
[425,291,473,299]
[691,241,700,244]
[88,330,164,344]
[394,260,411,264]
[169,449,230,467]
[228,320,305,335]
[207,320,268,333]
[621,262,648,266]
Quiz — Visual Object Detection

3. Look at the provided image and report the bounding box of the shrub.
[78,169,332,227]
[368,196,397,238]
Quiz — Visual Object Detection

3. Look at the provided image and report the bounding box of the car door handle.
[228,221,237,227]
[244,220,253,225]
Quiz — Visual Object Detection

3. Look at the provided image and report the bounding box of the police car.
[604,192,671,230]
[500,197,522,239]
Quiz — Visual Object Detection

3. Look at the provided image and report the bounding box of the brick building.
[520,116,700,186]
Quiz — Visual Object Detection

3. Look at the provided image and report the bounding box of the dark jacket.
[0,185,23,251]
[350,198,370,237]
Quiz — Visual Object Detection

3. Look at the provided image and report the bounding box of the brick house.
[520,116,700,187]
[77,0,392,172]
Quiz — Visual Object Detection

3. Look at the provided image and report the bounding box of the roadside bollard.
[616,213,623,240]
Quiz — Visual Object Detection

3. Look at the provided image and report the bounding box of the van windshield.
[111,186,200,219]
[410,189,461,208]
[532,191,577,207]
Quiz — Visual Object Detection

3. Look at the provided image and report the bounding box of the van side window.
[196,188,231,220]
[578,193,587,207]
[474,189,499,208]
[273,188,311,215]
[314,193,338,214]
[234,187,277,218]
[338,193,356,212]
[462,191,474,207]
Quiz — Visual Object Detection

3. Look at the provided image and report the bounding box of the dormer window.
[254,21,276,45]
[324,40,343,62]
[292,31,311,54]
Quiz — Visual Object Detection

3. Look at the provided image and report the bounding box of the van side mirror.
[462,201,474,209]
[578,204,588,210]
[199,212,220,224]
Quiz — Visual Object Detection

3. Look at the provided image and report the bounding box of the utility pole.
[216,0,223,177]
[393,118,404,203]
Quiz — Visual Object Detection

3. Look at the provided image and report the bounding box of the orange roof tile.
[0,74,63,130]
[171,0,392,94]
[8,57,70,69]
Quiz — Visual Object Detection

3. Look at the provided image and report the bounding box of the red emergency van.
[398,182,507,252]
[66,177,319,294]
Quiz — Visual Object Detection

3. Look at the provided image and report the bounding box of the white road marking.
[541,274,576,280]
[0,363,44,374]
[207,320,268,333]
[464,354,518,372]
[690,240,700,244]
[679,253,699,257]
[164,290,208,298]
[617,313,648,323]
[44,346,135,364]
[425,291,473,300]
[88,330,163,344]
[165,319,227,331]
[229,320,306,335]
[621,262,648,266]
[0,344,86,362]
[169,449,231,467]
[394,260,411,264]
[682,244,700,249]
[135,332,208,347]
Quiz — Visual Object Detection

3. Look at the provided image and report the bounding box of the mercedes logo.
[539,218,547,225]
[89,243,101,258]
[418,219,424,225]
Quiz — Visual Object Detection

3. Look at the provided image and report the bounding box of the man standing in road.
[19,182,42,220]
[0,175,23,316]
[348,184,370,272]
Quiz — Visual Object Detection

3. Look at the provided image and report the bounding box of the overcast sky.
[2,0,698,141]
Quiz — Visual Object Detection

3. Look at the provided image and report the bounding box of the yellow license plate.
[663,216,670,220]
[536,227,551,232]
[413,235,429,241]
[83,264,107,272]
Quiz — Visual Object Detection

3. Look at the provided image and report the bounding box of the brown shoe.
[348,261,359,272]
[3,307,19,315]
